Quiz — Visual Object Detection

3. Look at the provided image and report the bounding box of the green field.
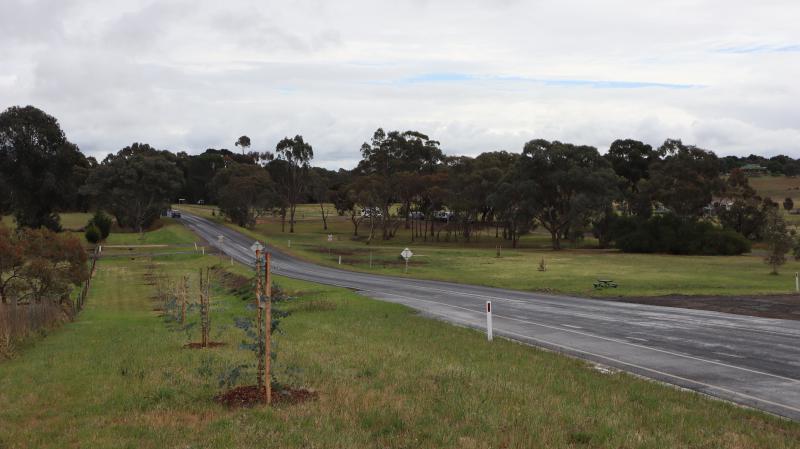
[0,212,92,231]
[749,175,800,224]
[2,249,799,448]
[179,204,800,298]
[102,218,199,246]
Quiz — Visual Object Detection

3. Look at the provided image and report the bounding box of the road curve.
[181,212,800,421]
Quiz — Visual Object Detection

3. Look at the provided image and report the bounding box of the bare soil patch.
[211,266,250,291]
[215,385,318,408]
[606,294,800,320]
[183,342,227,349]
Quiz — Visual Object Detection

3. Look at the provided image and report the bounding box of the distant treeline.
[2,105,798,258]
[719,154,800,176]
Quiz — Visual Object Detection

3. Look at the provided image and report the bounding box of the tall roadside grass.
[0,301,73,358]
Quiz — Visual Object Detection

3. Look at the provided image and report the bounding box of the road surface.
[181,212,800,420]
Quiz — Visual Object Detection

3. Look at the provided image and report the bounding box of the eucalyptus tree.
[641,139,723,220]
[83,143,183,233]
[356,128,443,240]
[605,139,662,217]
[212,163,275,227]
[271,135,313,233]
[0,105,89,230]
[516,139,619,250]
[235,135,251,155]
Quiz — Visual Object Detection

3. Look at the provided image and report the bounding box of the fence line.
[76,246,99,312]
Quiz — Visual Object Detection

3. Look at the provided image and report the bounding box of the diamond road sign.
[400,248,413,261]
[250,241,264,252]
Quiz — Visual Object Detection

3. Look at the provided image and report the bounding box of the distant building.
[710,198,735,212]
[740,164,768,176]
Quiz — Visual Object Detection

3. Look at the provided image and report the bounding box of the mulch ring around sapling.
[183,342,227,349]
[215,385,318,408]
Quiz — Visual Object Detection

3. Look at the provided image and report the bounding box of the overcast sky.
[1,0,799,167]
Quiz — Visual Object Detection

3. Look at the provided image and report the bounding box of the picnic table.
[593,279,618,289]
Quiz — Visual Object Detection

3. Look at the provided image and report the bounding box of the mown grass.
[0,212,92,230]
[102,218,199,246]
[179,204,800,298]
[1,251,799,448]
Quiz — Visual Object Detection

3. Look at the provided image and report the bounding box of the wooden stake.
[255,249,264,393]
[199,268,210,347]
[264,252,272,404]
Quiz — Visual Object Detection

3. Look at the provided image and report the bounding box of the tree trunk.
[289,204,296,233]
[367,217,376,243]
[550,230,561,250]
[382,205,391,240]
[319,203,328,230]
[351,212,360,236]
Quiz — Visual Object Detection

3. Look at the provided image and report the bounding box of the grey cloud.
[1,0,799,165]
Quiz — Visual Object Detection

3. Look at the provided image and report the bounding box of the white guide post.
[486,301,493,341]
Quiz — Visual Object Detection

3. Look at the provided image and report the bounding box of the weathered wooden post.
[250,241,268,401]
[254,245,264,394]
[199,268,210,348]
[264,252,272,404]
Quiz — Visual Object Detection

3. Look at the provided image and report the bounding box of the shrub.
[612,214,750,255]
[84,223,101,244]
[91,210,113,239]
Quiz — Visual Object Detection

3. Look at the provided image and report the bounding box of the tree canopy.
[272,135,313,233]
[516,139,620,249]
[212,163,275,227]
[0,105,89,230]
[83,143,183,233]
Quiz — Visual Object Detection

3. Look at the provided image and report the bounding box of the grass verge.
[1,252,799,448]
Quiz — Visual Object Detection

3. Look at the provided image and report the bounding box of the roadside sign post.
[401,248,413,273]
[328,234,333,256]
[486,301,493,341]
[338,255,342,265]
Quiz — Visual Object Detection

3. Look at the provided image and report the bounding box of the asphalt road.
[181,212,800,421]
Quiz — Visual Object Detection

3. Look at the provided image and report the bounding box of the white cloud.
[1,0,799,167]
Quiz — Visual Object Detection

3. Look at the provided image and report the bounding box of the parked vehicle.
[434,210,454,222]
[361,207,383,218]
[408,211,425,220]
